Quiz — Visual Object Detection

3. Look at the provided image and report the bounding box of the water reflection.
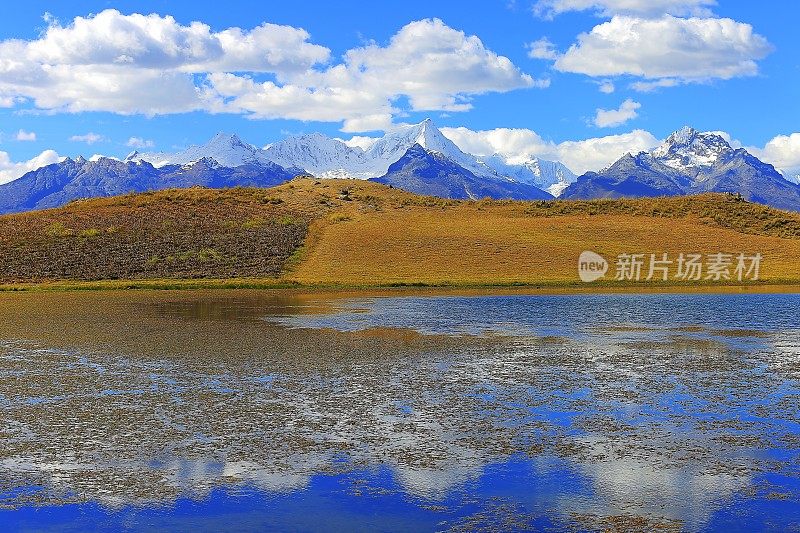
[0,291,798,531]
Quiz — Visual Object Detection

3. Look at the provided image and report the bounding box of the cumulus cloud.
[207,73,394,133]
[340,136,379,151]
[630,79,681,92]
[555,129,660,172]
[533,0,717,18]
[598,80,615,93]
[26,10,329,74]
[395,124,800,180]
[554,15,772,83]
[126,137,155,149]
[0,10,328,116]
[440,127,551,162]
[527,38,558,60]
[14,129,36,141]
[593,98,640,127]
[440,126,659,174]
[750,133,800,183]
[0,149,63,184]
[69,132,104,144]
[341,18,540,108]
[0,11,539,131]
[213,18,542,131]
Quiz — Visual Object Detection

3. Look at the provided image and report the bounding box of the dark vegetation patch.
[0,187,312,282]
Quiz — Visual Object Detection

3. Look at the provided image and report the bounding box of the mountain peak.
[653,126,733,173]
[130,132,273,169]
[208,132,245,147]
[402,119,453,152]
[375,141,554,201]
[658,126,731,151]
[668,126,698,145]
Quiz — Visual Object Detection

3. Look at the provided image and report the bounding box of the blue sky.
[0,0,798,179]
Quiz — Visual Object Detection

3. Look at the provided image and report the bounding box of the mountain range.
[561,127,800,211]
[373,144,552,200]
[0,121,798,214]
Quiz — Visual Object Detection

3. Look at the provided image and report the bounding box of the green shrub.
[79,228,101,238]
[45,222,73,238]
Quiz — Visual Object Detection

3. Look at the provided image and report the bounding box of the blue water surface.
[1,293,799,532]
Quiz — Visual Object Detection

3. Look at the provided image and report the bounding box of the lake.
[0,290,798,531]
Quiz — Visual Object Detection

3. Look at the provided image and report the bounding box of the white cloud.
[0,149,63,184]
[440,126,551,161]
[208,73,394,130]
[555,15,772,83]
[0,11,539,131]
[750,133,800,182]
[533,0,717,18]
[555,129,660,172]
[708,130,741,149]
[26,10,329,75]
[69,132,104,144]
[126,137,155,149]
[341,18,538,108]
[14,129,36,141]
[0,9,328,117]
[340,136,379,151]
[593,98,640,127]
[630,79,681,92]
[598,80,615,93]
[213,18,541,130]
[527,38,558,60]
[440,126,659,174]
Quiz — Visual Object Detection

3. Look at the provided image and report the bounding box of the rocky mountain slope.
[371,144,553,200]
[562,127,800,211]
[3,123,799,214]
[0,156,299,214]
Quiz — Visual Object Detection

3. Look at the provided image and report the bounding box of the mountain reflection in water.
[0,291,798,531]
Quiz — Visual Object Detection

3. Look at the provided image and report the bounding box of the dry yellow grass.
[1,177,799,288]
[289,204,800,286]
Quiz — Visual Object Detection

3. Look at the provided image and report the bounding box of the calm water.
[0,292,799,531]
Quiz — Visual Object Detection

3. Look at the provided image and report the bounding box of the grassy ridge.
[0,178,798,287]
[523,194,800,239]
[290,211,800,285]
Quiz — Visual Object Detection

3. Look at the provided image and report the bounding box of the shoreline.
[1,277,799,295]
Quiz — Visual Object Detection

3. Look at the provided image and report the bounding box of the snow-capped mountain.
[128,133,275,169]
[781,168,800,185]
[562,126,800,211]
[372,144,552,200]
[262,118,528,183]
[480,154,577,197]
[0,120,573,212]
[6,121,796,213]
[0,155,299,214]
[263,133,368,179]
[561,151,691,200]
[364,119,493,178]
[651,126,734,174]
[122,120,576,197]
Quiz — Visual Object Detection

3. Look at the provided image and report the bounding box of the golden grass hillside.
[0,177,798,288]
